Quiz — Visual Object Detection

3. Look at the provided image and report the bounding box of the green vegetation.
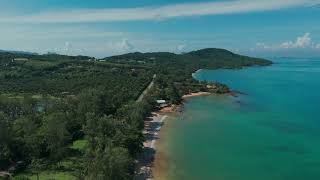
[14,171,77,180]
[70,140,88,151]
[0,49,271,180]
[106,48,271,102]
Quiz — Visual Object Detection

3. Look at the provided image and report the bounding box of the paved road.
[136,74,156,102]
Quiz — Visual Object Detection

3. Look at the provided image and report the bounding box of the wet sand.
[182,92,211,99]
[152,114,173,180]
[136,92,211,180]
[135,107,173,180]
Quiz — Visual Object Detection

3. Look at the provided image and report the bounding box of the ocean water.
[165,58,320,180]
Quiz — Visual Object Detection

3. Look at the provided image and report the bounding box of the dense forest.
[0,49,271,180]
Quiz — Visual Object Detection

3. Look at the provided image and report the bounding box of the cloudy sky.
[0,0,320,57]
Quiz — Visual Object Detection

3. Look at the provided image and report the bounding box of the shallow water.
[166,58,320,180]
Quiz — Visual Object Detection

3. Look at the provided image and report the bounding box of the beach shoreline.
[152,113,174,180]
[134,105,177,180]
[182,92,211,99]
[135,91,214,180]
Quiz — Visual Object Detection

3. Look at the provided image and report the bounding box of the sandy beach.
[135,92,211,180]
[134,110,169,180]
[152,116,173,180]
[182,92,211,99]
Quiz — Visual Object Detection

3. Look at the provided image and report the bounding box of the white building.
[156,100,168,108]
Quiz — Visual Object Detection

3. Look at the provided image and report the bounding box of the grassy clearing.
[14,171,77,180]
[0,93,59,100]
[96,61,151,69]
[23,60,60,70]
[13,140,87,180]
[70,139,88,151]
[14,156,83,180]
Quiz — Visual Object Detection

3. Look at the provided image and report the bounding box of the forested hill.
[104,48,271,70]
[104,48,271,99]
[0,51,91,62]
[0,48,271,180]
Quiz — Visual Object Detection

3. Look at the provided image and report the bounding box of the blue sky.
[0,0,319,57]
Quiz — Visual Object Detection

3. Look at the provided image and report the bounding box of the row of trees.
[0,52,159,180]
[83,91,156,179]
[0,86,158,180]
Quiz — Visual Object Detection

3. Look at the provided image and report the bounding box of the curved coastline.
[135,105,181,180]
[152,92,216,180]
[136,68,214,180]
[142,66,270,179]
[151,69,228,180]
[151,59,320,180]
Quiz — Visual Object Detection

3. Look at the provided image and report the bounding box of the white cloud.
[0,25,129,56]
[176,44,186,52]
[64,42,71,52]
[1,0,319,23]
[280,33,311,49]
[256,43,272,49]
[45,42,77,55]
[254,33,318,52]
[105,39,135,54]
[119,39,134,51]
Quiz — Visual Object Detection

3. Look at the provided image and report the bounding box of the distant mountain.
[0,48,272,69]
[0,50,93,62]
[104,48,272,70]
[0,49,38,55]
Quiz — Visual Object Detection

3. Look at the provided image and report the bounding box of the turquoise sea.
[165,58,320,180]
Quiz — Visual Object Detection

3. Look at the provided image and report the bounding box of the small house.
[13,58,29,61]
[156,100,168,108]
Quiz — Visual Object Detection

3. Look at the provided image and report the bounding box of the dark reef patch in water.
[257,120,306,134]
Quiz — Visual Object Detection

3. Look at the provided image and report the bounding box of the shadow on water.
[258,119,309,135]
